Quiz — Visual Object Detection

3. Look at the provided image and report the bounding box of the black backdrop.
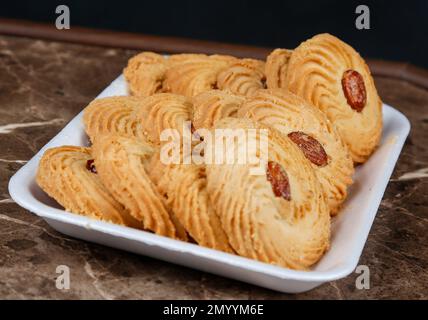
[2,0,428,69]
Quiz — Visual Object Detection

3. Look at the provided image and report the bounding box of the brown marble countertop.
[0,35,427,299]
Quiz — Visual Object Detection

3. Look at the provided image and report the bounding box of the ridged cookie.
[192,90,245,130]
[163,55,232,97]
[167,53,237,65]
[238,89,354,215]
[91,134,187,240]
[133,93,193,144]
[217,59,266,96]
[167,53,208,65]
[123,52,167,96]
[206,118,330,269]
[36,146,140,228]
[209,54,239,64]
[285,33,383,163]
[265,48,292,89]
[83,96,146,143]
[146,150,233,253]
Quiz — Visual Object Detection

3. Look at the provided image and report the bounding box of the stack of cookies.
[37,33,383,270]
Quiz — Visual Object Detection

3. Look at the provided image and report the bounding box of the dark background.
[2,0,428,69]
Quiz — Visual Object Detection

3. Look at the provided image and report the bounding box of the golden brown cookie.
[131,92,229,249]
[167,53,237,66]
[167,53,208,65]
[91,134,187,240]
[36,146,140,228]
[192,90,245,130]
[146,150,233,253]
[163,55,232,97]
[209,54,239,64]
[123,51,167,96]
[133,93,193,144]
[265,48,293,89]
[285,33,383,163]
[206,118,330,269]
[217,59,266,96]
[83,96,146,143]
[238,89,354,215]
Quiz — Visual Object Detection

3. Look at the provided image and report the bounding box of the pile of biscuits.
[37,33,383,270]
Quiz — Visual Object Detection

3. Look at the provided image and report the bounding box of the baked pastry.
[265,48,292,89]
[167,53,208,65]
[285,33,383,163]
[163,55,232,97]
[217,59,266,96]
[168,53,237,65]
[147,150,233,253]
[192,90,245,130]
[209,54,239,64]
[123,51,167,96]
[91,134,187,240]
[83,96,146,143]
[238,89,354,215]
[124,53,238,98]
[129,92,232,250]
[133,93,193,144]
[36,146,140,228]
[206,118,330,269]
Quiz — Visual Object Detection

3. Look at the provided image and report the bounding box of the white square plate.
[9,75,411,293]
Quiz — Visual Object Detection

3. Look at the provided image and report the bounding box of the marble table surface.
[0,35,427,299]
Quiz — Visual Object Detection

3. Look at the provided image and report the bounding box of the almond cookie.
[146,150,233,253]
[285,33,383,163]
[133,93,193,144]
[123,51,167,96]
[192,90,245,130]
[91,134,187,240]
[163,55,232,97]
[265,48,292,89]
[36,146,140,228]
[206,118,330,269]
[83,96,146,143]
[238,89,354,215]
[217,59,266,96]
